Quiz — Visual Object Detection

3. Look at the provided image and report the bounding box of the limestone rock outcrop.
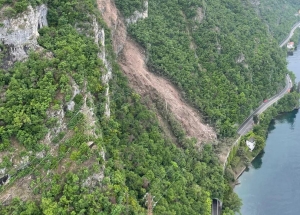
[125,1,148,25]
[0,4,48,67]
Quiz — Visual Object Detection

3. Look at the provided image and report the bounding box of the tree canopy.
[119,0,292,137]
[0,0,241,214]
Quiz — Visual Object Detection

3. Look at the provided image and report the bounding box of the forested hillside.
[119,0,291,137]
[0,0,239,214]
[0,0,298,214]
[250,0,300,43]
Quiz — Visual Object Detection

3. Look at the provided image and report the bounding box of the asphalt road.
[279,22,300,48]
[237,74,292,136]
[222,17,297,181]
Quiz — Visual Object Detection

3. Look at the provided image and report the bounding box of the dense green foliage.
[0,25,102,151]
[0,0,241,214]
[115,0,145,17]
[290,29,300,47]
[102,74,226,214]
[119,0,290,137]
[251,0,300,43]
[0,0,43,17]
[0,54,56,150]
[226,89,300,179]
[116,0,300,213]
[47,0,98,27]
[2,0,298,214]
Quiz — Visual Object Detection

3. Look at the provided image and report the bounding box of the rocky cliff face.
[92,17,112,118]
[0,4,47,67]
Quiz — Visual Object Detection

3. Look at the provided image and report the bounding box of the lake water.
[234,47,300,215]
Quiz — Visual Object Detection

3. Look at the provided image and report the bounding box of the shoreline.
[233,158,253,186]
[233,108,299,186]
[228,24,300,185]
[234,156,255,183]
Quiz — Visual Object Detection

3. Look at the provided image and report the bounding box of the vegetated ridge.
[0,0,239,214]
[250,0,300,43]
[1,0,298,214]
[120,0,290,138]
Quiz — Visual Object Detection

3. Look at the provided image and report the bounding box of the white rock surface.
[250,0,260,6]
[67,80,80,111]
[93,17,112,118]
[194,7,205,23]
[236,53,245,63]
[0,168,6,175]
[67,101,76,111]
[0,4,48,63]
[126,1,148,25]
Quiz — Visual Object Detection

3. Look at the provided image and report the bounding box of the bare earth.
[97,0,216,145]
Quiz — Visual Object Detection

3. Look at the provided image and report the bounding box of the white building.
[287,42,295,50]
[246,138,256,151]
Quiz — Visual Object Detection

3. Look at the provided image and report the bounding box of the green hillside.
[0,0,238,214]
[250,0,300,43]
[0,0,299,214]
[121,0,291,137]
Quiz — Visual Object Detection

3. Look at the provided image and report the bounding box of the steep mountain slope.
[1,0,297,214]
[250,0,300,43]
[0,1,239,214]
[119,0,291,137]
[98,0,216,146]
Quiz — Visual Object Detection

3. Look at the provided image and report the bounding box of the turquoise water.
[234,48,300,215]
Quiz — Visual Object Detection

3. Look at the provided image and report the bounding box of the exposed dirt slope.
[97,0,216,144]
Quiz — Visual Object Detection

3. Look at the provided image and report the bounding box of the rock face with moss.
[0,4,47,66]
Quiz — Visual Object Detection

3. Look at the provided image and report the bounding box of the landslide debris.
[97,0,216,145]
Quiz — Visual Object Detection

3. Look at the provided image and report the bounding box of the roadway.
[279,21,300,48]
[237,74,292,135]
[223,74,292,170]
[218,18,296,215]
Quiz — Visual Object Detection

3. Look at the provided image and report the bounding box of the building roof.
[246,138,255,151]
[248,137,255,143]
[287,42,295,49]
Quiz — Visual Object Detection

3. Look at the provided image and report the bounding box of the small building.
[246,138,256,152]
[287,42,295,50]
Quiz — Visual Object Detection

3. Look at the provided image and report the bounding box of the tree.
[253,114,259,124]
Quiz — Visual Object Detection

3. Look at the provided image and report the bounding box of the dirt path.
[97,0,216,145]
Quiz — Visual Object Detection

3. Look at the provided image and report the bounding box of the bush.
[3,7,16,18]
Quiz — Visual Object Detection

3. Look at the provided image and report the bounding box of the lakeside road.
[279,21,300,48]
[237,74,293,136]
[223,74,293,169]
[223,20,299,169]
[235,34,300,215]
